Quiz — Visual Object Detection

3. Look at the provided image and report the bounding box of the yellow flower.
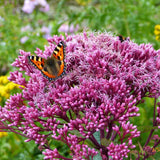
[0,90,6,97]
[0,132,8,138]
[0,75,21,103]
[154,25,160,41]
[4,93,10,99]
[6,82,16,90]
[156,36,160,41]
[154,30,160,36]
[0,76,8,85]
[155,24,160,30]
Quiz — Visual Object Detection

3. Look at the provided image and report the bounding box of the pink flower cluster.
[22,0,49,14]
[58,24,79,34]
[1,32,160,159]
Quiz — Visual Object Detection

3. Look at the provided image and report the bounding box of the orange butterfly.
[28,41,66,81]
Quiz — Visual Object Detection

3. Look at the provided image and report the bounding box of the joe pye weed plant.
[0,32,160,160]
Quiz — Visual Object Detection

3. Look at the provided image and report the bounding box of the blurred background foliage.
[0,0,160,159]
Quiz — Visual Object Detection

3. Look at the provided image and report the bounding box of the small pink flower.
[107,142,130,160]
[58,24,79,33]
[20,36,29,44]
[41,26,52,39]
[22,0,49,14]
[22,0,35,14]
[39,4,49,12]
[21,25,33,32]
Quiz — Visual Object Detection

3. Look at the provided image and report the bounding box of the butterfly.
[118,35,130,42]
[28,41,66,81]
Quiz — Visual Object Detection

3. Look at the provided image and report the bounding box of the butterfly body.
[28,41,66,81]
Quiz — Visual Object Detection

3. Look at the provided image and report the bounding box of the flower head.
[0,131,8,137]
[0,75,21,100]
[154,24,160,41]
[41,26,52,39]
[1,32,160,159]
[22,0,49,14]
[58,24,79,34]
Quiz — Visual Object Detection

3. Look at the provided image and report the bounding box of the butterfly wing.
[49,41,66,78]
[28,41,66,81]
[52,41,65,60]
[28,56,45,71]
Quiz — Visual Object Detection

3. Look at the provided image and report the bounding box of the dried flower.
[0,32,160,159]
[144,146,156,156]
